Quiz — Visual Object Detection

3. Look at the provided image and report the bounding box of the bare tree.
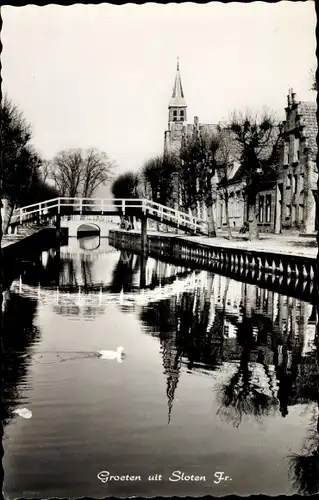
[51,149,82,197]
[229,110,281,240]
[39,159,52,184]
[82,148,114,198]
[50,148,114,198]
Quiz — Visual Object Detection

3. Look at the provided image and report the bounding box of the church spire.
[169,57,187,108]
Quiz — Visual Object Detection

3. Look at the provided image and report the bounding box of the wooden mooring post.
[141,215,148,254]
[55,214,61,240]
[139,215,148,289]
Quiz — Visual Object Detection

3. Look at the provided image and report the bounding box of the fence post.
[58,198,61,215]
[19,208,23,224]
[37,202,42,225]
[101,199,104,215]
[122,199,125,215]
[80,199,83,214]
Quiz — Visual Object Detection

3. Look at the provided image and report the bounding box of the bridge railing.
[11,197,208,234]
[11,198,61,224]
[143,199,208,234]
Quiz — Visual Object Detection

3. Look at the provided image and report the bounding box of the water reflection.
[1,292,40,423]
[0,288,4,499]
[140,272,319,456]
[1,289,40,497]
[1,237,319,496]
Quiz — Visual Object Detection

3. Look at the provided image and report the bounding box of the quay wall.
[109,230,317,300]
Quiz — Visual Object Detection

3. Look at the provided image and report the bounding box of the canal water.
[1,235,319,498]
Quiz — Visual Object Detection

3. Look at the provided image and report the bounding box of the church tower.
[164,58,187,155]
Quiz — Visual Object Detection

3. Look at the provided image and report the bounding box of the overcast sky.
[2,2,317,184]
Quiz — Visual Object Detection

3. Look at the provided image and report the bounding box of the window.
[286,173,292,189]
[292,204,296,223]
[299,204,304,223]
[265,195,271,222]
[293,137,300,164]
[180,110,184,119]
[283,141,289,166]
[299,173,304,192]
[173,110,177,116]
[293,174,298,194]
[259,195,264,222]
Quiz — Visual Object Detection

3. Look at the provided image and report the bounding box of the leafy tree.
[0,96,53,235]
[111,171,139,199]
[19,170,59,206]
[179,131,219,236]
[111,171,140,229]
[229,111,280,240]
[50,148,114,198]
[141,153,178,208]
[214,127,241,239]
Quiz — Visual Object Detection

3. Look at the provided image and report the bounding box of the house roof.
[298,101,318,160]
[224,126,281,185]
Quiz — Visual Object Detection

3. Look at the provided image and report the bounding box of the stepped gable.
[298,101,318,161]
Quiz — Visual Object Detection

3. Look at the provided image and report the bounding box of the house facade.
[275,89,318,234]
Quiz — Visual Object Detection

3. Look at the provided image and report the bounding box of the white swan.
[98,346,125,363]
[13,407,32,419]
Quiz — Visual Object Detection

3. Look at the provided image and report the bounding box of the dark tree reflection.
[217,315,279,428]
[110,251,140,293]
[1,292,40,424]
[0,288,5,500]
[289,404,319,496]
[288,343,319,496]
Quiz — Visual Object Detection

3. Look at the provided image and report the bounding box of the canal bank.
[1,227,66,288]
[109,229,318,283]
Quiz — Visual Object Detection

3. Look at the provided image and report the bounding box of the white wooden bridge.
[10,197,209,236]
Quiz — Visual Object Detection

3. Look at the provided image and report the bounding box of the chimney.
[291,91,297,104]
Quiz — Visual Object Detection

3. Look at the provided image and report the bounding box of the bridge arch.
[77,223,100,238]
[61,217,119,237]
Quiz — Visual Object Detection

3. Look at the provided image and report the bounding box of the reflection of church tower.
[161,334,182,423]
[164,57,187,156]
